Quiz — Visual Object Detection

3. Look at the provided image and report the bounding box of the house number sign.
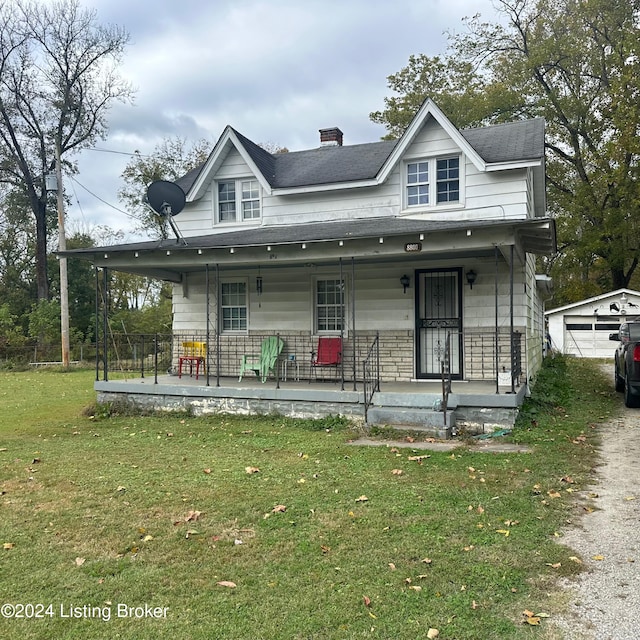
[404,242,422,252]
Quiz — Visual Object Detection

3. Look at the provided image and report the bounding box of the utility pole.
[55,140,70,367]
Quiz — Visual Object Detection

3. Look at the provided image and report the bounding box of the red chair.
[310,337,342,381]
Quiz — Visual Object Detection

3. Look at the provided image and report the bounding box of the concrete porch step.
[373,391,458,410]
[366,406,455,439]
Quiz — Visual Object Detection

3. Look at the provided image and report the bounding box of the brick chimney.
[319,127,343,147]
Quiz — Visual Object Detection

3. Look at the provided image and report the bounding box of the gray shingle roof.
[176,117,545,194]
[460,118,545,164]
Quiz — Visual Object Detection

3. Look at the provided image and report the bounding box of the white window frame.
[216,178,261,224]
[220,279,248,333]
[313,276,348,335]
[404,155,462,210]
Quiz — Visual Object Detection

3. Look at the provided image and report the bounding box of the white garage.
[545,289,640,358]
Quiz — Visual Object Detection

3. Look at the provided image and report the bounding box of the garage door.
[563,316,620,358]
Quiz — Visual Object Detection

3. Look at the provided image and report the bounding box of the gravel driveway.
[552,365,640,639]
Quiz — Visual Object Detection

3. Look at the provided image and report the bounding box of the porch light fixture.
[379,237,384,244]
[467,229,472,236]
[256,276,263,296]
[166,250,171,256]
[339,240,344,246]
[465,269,477,289]
[197,249,202,255]
[419,233,424,241]
[400,274,410,294]
[134,252,139,258]
[267,245,271,251]
[230,247,235,254]
[302,243,307,249]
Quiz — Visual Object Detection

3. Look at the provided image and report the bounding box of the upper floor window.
[436,157,459,203]
[217,179,261,223]
[406,156,460,208]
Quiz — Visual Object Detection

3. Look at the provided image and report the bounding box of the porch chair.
[178,341,207,380]
[239,336,284,383]
[310,337,342,382]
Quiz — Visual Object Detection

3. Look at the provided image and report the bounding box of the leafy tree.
[0,188,37,331]
[0,0,133,301]
[119,137,212,239]
[371,0,640,301]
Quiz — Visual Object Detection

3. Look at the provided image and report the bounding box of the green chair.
[239,336,284,383]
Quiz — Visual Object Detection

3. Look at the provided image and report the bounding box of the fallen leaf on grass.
[391,469,403,476]
[355,495,369,503]
[407,455,431,462]
[75,557,86,566]
[427,629,439,639]
[592,554,605,561]
[203,468,212,474]
[569,556,582,564]
[363,596,371,607]
[496,529,510,537]
[272,504,287,513]
[245,466,260,474]
[408,585,422,591]
[547,491,562,499]
[546,562,562,569]
[216,581,237,588]
[560,475,574,484]
[522,610,540,625]
[184,510,202,522]
[3,542,15,550]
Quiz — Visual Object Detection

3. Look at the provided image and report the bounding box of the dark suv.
[610,321,640,407]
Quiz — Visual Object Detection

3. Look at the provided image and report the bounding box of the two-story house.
[64,99,555,434]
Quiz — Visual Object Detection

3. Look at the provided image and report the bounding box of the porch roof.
[60,216,555,282]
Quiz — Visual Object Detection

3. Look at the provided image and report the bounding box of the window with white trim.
[217,179,261,223]
[315,278,344,333]
[221,281,247,331]
[406,156,460,208]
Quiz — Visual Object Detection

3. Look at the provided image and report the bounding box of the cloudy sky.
[69,0,500,239]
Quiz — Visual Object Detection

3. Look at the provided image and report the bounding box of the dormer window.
[406,156,460,208]
[217,179,261,223]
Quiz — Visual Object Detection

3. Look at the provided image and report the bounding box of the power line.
[69,176,144,222]
[86,147,154,158]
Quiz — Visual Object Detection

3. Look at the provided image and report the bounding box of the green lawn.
[0,359,615,639]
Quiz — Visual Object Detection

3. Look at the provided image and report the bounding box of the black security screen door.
[415,268,463,379]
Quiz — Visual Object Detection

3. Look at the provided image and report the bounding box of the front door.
[415,268,463,379]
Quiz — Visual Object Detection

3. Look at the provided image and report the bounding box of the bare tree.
[0,0,134,301]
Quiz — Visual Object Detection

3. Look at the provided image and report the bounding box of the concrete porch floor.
[95,372,527,431]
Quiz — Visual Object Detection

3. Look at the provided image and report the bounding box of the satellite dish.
[147,180,186,217]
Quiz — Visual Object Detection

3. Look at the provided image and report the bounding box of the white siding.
[176,117,532,238]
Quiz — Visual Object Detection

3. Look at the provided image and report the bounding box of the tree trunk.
[34,198,49,301]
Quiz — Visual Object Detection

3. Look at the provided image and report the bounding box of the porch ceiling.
[60,216,556,281]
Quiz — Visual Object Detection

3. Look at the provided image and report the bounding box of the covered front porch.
[94,329,527,436]
[66,216,555,433]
